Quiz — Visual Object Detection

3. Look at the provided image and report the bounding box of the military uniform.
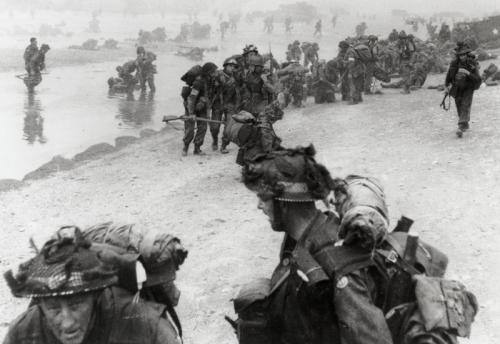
[303,44,319,68]
[445,45,482,137]
[4,287,180,344]
[23,41,38,72]
[311,60,338,103]
[364,37,380,93]
[24,44,49,91]
[136,51,157,92]
[241,56,276,116]
[344,45,365,104]
[210,67,239,151]
[397,35,417,94]
[234,147,477,344]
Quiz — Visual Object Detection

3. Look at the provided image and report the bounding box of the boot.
[456,129,463,138]
[220,144,229,154]
[212,138,218,151]
[181,143,189,156]
[193,146,205,155]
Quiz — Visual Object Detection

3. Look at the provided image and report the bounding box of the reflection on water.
[111,91,156,128]
[23,92,46,144]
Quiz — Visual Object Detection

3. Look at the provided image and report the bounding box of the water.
[0,9,410,179]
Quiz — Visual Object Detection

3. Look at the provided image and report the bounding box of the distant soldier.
[290,40,302,61]
[388,28,399,42]
[241,55,276,116]
[445,42,482,138]
[3,228,181,344]
[314,19,322,37]
[284,16,293,33]
[303,42,319,68]
[136,46,157,93]
[23,37,38,72]
[331,15,337,28]
[278,60,307,107]
[311,59,339,103]
[181,62,219,156]
[109,60,138,93]
[337,40,350,101]
[355,21,367,36]
[438,22,451,43]
[397,32,417,94]
[344,41,366,104]
[364,35,380,94]
[220,21,230,40]
[25,43,50,91]
[210,58,240,153]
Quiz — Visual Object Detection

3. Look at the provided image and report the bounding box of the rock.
[23,155,75,180]
[139,129,157,138]
[0,179,23,192]
[115,136,138,149]
[73,143,116,162]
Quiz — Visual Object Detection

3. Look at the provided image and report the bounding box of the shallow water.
[0,9,413,179]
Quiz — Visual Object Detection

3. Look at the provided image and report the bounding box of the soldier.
[241,55,276,116]
[182,62,218,156]
[344,41,366,104]
[136,46,157,93]
[226,100,284,166]
[110,60,138,93]
[314,19,322,37]
[355,21,367,36]
[231,144,477,344]
[290,40,302,61]
[3,228,181,344]
[23,37,38,72]
[278,60,307,107]
[331,15,337,28]
[438,22,451,43]
[445,43,482,138]
[388,28,399,42]
[311,59,339,103]
[25,43,50,92]
[284,16,293,33]
[303,42,319,68]
[364,35,380,94]
[210,58,240,153]
[397,32,417,94]
[242,44,259,72]
[337,40,350,101]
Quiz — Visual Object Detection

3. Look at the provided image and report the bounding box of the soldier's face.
[40,293,97,344]
[257,198,285,232]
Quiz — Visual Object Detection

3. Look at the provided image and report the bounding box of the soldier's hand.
[458,68,470,75]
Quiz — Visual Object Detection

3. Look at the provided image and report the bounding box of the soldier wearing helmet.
[364,35,381,94]
[397,30,417,94]
[181,61,219,156]
[209,57,240,153]
[242,44,259,71]
[241,54,276,116]
[136,47,157,93]
[25,43,50,92]
[303,42,319,68]
[23,37,38,73]
[230,145,476,344]
[3,228,181,344]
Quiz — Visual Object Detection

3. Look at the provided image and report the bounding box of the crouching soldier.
[229,144,478,344]
[3,227,181,344]
[225,100,284,166]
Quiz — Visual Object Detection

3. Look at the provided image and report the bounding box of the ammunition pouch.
[413,275,478,338]
[233,278,276,344]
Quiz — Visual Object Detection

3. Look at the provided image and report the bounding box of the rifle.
[162,115,224,124]
[440,90,450,111]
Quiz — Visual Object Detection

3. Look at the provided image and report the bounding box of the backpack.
[353,44,373,63]
[180,64,202,86]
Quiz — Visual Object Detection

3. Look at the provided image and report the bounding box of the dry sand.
[0,77,499,344]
